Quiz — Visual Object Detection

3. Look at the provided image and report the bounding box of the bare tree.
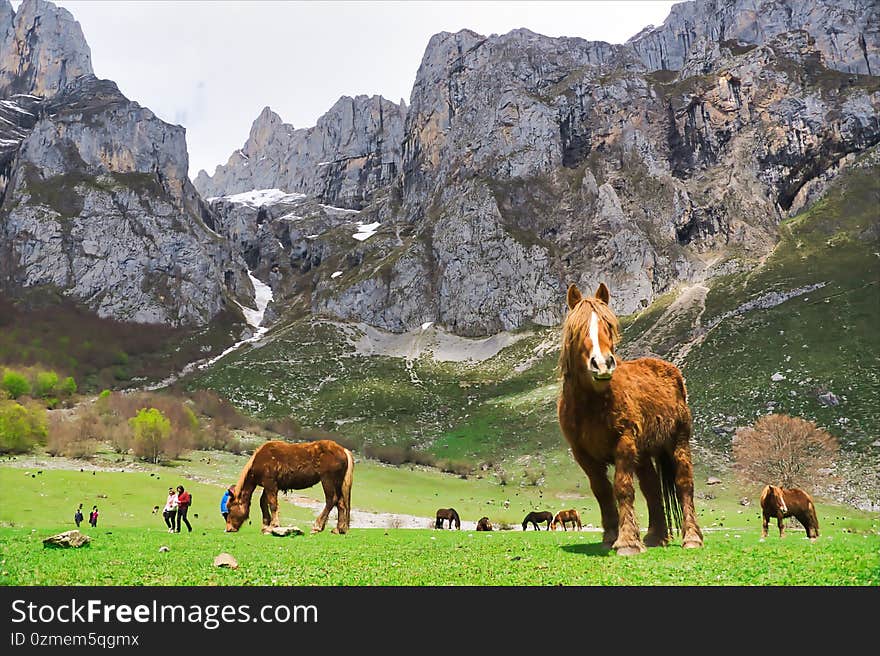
[732,414,839,488]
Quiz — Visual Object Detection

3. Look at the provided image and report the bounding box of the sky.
[30,1,679,179]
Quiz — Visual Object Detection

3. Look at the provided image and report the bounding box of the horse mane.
[233,445,261,498]
[558,296,621,379]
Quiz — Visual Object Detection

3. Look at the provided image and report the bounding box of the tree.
[732,414,839,488]
[33,371,59,398]
[1,370,30,399]
[129,407,171,464]
[0,400,48,453]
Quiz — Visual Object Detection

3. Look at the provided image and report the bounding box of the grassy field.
[1,465,876,586]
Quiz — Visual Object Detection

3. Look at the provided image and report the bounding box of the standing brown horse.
[522,510,553,531]
[550,509,582,531]
[557,283,703,555]
[760,485,819,540]
[225,439,354,534]
[435,508,461,529]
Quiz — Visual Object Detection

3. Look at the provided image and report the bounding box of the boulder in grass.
[43,530,91,548]
[706,476,722,485]
[270,526,304,537]
[213,553,238,569]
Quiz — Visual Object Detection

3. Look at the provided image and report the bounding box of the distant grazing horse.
[550,509,582,531]
[760,485,819,541]
[557,283,703,555]
[522,510,553,531]
[476,516,493,531]
[435,508,461,529]
[225,439,354,534]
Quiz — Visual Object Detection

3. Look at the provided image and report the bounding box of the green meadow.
[1,465,876,586]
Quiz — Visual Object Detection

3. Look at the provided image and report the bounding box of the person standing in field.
[220,485,234,523]
[162,487,178,533]
[89,506,99,527]
[74,503,83,527]
[175,485,192,533]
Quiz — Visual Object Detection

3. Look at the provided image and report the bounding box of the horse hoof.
[682,539,703,549]
[644,534,669,548]
[616,545,646,556]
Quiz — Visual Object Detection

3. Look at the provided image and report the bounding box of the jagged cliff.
[194,95,407,210]
[202,0,879,336]
[0,0,253,327]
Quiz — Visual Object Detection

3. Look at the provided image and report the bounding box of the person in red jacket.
[175,485,192,533]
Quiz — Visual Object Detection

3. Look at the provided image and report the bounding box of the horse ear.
[566,284,583,309]
[595,282,610,305]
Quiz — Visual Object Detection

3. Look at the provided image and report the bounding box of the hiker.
[162,487,178,533]
[89,506,99,528]
[74,503,83,527]
[175,485,192,533]
[220,485,235,522]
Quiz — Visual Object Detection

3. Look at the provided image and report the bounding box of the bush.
[59,376,77,397]
[33,371,59,398]
[2,370,30,399]
[47,412,99,458]
[733,413,839,488]
[0,400,47,453]
[129,407,171,464]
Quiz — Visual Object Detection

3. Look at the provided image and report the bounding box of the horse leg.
[264,486,281,531]
[332,479,349,535]
[572,446,618,547]
[611,437,646,556]
[777,514,785,538]
[637,459,669,547]
[312,480,338,534]
[259,488,272,534]
[761,513,770,539]
[671,441,703,549]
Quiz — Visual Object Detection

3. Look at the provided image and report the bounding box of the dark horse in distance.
[435,508,461,529]
[476,516,493,531]
[225,439,354,534]
[760,484,819,541]
[557,283,703,555]
[522,510,553,531]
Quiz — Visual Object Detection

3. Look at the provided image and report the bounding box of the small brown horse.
[476,516,493,531]
[522,510,553,531]
[550,509,582,531]
[435,508,461,529]
[558,283,703,555]
[760,485,819,540]
[225,439,354,534]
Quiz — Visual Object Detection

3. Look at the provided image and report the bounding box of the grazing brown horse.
[760,485,819,541]
[435,508,461,529]
[225,439,354,534]
[476,516,493,531]
[557,283,703,555]
[550,509,582,531]
[522,510,553,531]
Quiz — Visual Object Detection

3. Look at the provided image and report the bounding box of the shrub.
[46,412,98,458]
[1,370,30,399]
[59,376,77,397]
[0,400,47,453]
[733,413,840,488]
[33,371,59,398]
[129,407,171,464]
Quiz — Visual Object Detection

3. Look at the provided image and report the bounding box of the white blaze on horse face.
[588,311,607,373]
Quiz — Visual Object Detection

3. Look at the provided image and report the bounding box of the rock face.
[0,0,93,97]
[203,0,879,336]
[194,95,407,211]
[627,0,879,76]
[0,0,253,327]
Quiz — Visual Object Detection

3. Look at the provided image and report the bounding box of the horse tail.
[453,509,461,530]
[656,451,683,535]
[341,448,354,528]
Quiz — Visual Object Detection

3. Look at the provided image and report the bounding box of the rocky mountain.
[201,0,879,337]
[194,95,407,210]
[0,0,253,327]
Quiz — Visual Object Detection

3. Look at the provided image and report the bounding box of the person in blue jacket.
[220,485,235,523]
